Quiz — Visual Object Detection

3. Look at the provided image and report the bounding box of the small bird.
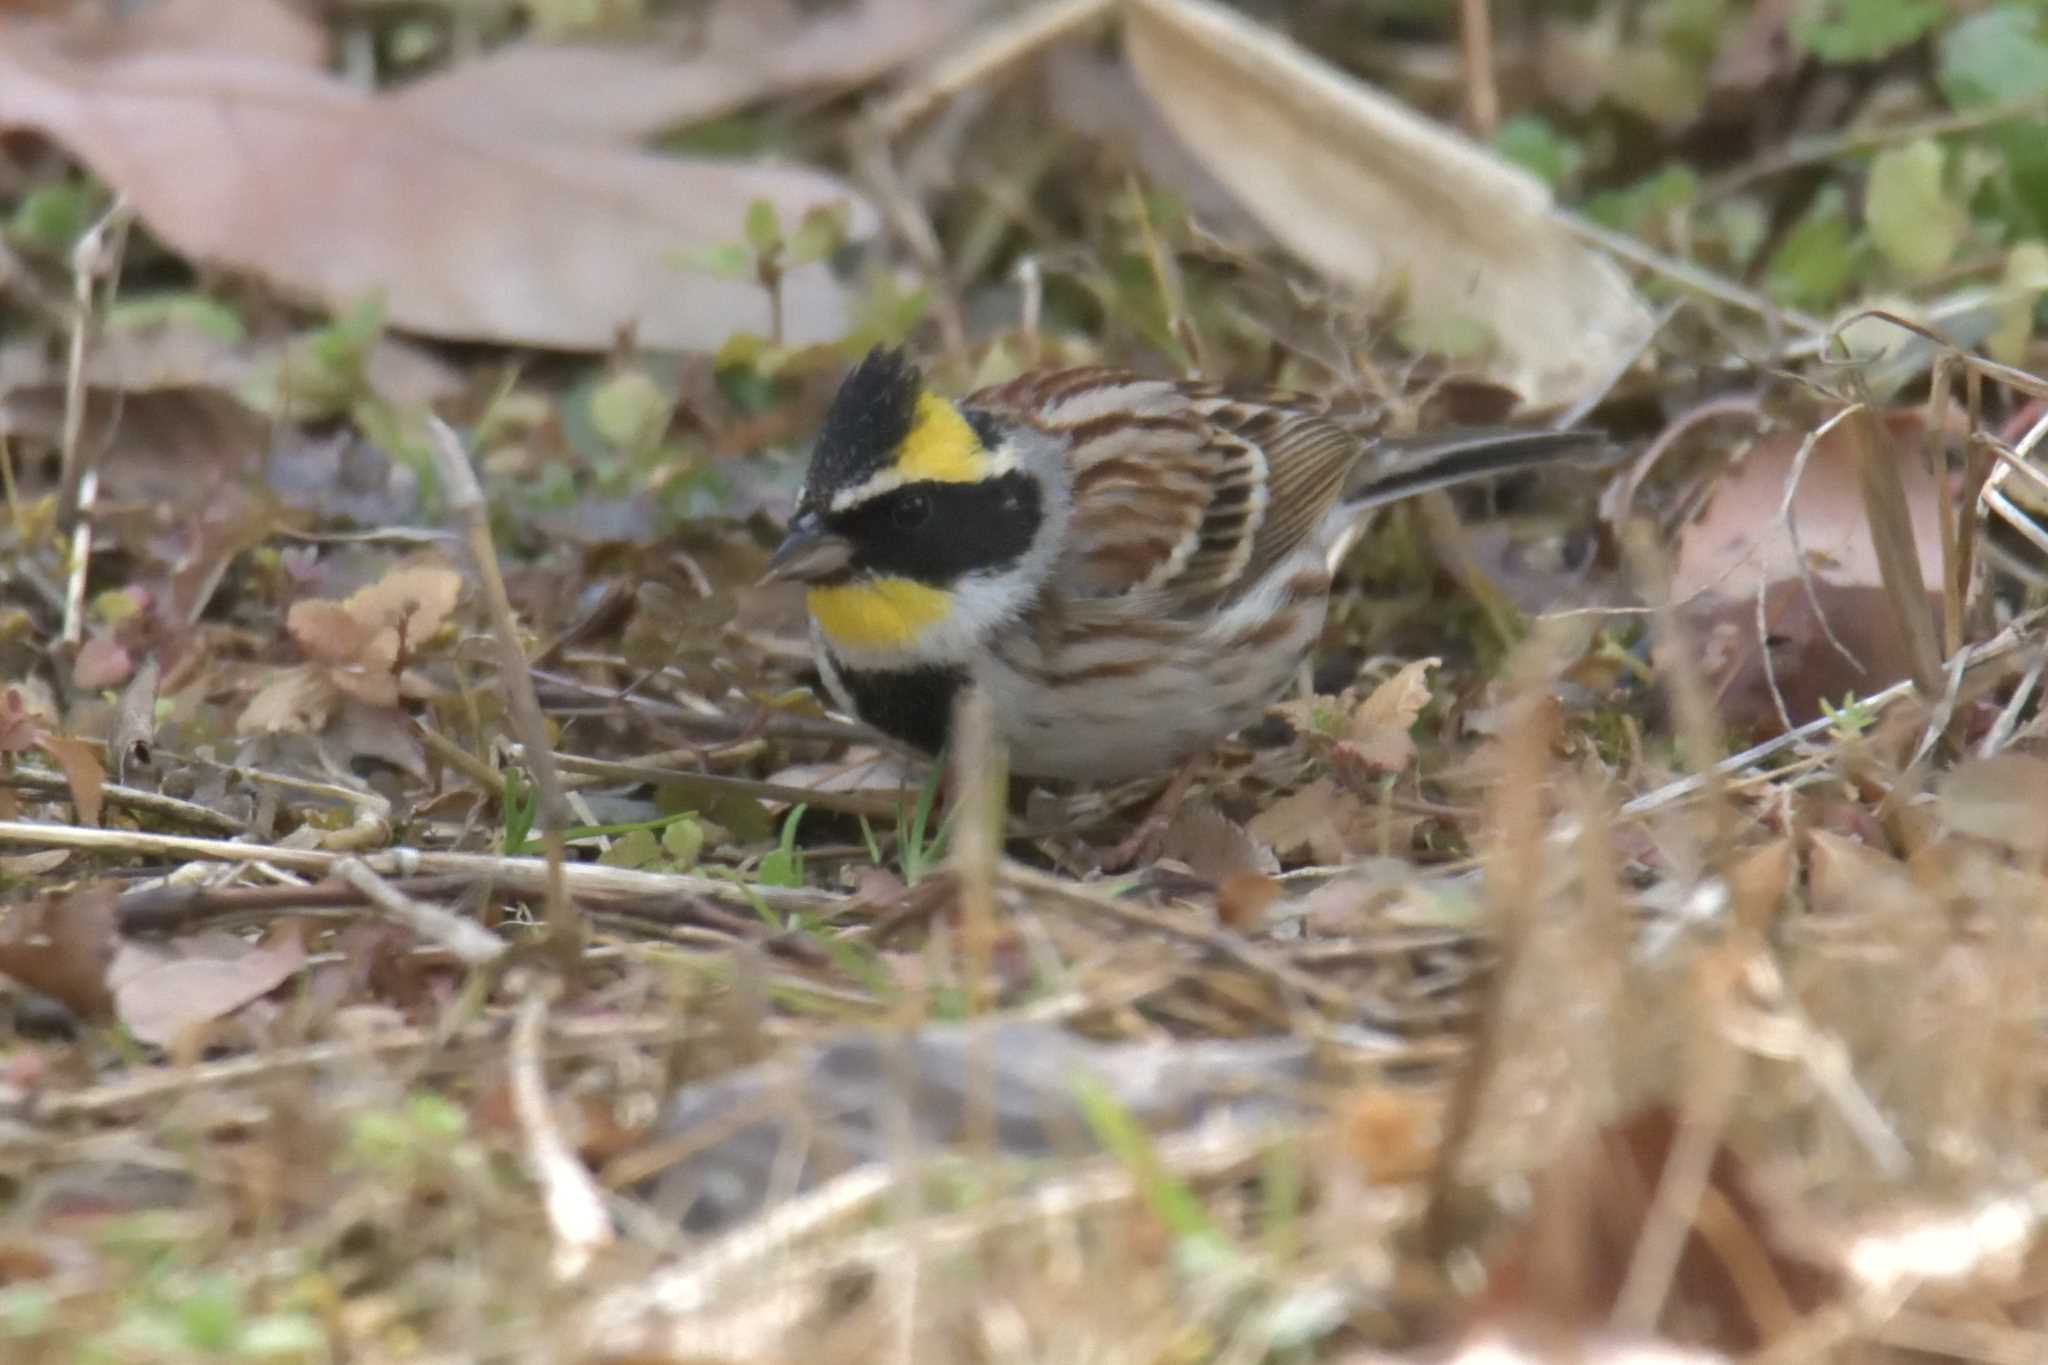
[763,347,1599,816]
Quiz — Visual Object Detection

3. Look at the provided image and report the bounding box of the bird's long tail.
[1341,426,1612,512]
[1327,426,1612,570]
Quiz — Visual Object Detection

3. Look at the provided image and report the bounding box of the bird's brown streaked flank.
[763,345,1606,786]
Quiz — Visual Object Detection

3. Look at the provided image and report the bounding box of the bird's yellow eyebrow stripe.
[807,577,951,651]
[894,392,987,483]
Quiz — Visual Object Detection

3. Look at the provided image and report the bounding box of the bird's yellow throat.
[807,577,950,652]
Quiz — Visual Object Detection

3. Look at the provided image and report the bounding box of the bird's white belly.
[978,584,1326,782]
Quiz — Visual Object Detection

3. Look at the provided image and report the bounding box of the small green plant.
[1820,691,1875,741]
[859,763,957,885]
[501,766,538,855]
[679,196,850,348]
[755,802,808,888]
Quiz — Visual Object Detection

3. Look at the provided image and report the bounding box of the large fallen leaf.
[110,922,307,1048]
[1122,0,1652,409]
[0,44,877,351]
[1667,410,1945,732]
[51,0,328,67]
[397,0,979,141]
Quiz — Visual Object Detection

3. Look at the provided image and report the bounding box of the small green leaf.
[1866,138,1966,279]
[598,828,663,869]
[6,182,99,256]
[176,1277,241,1350]
[237,1313,329,1357]
[755,803,808,888]
[1937,5,2048,108]
[674,241,756,280]
[1583,164,1700,236]
[587,369,672,452]
[1492,114,1584,189]
[1791,0,1943,64]
[106,291,247,343]
[743,197,781,255]
[785,202,851,265]
[1990,240,2048,363]
[1394,310,1495,361]
[660,815,704,868]
[1767,185,1862,309]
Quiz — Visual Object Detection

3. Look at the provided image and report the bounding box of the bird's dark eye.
[892,493,931,529]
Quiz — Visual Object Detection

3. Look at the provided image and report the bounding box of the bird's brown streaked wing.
[1195,398,1359,594]
[966,368,1220,600]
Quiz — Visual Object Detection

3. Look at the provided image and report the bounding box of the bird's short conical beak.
[760,513,854,585]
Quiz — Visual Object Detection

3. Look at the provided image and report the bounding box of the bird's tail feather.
[1340,427,1612,514]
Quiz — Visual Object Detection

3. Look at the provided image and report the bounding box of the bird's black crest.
[802,345,923,504]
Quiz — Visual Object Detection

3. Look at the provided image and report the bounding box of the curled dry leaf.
[1272,657,1438,784]
[1121,0,1653,409]
[35,735,104,828]
[243,559,461,732]
[1668,411,1945,733]
[0,40,878,351]
[397,0,978,142]
[109,654,161,783]
[0,689,106,826]
[0,885,120,1019]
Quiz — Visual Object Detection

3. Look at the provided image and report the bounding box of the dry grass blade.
[1843,402,1944,698]
[428,418,578,960]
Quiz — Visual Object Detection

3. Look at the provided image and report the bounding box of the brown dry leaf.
[1805,829,1922,918]
[342,562,462,646]
[286,600,386,670]
[110,921,307,1048]
[0,885,120,1019]
[397,0,977,142]
[0,42,878,351]
[237,662,340,736]
[1939,753,2048,857]
[1122,0,1652,408]
[71,635,133,691]
[51,0,328,67]
[0,688,41,753]
[1668,412,1945,732]
[0,848,72,879]
[35,734,104,827]
[1343,656,1438,774]
[1476,1106,1838,1354]
[1272,658,1438,784]
[1157,798,1277,883]
[1247,778,1367,865]
[276,560,461,712]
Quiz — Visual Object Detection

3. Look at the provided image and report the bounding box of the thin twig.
[57,199,133,648]
[425,417,581,961]
[1457,0,1497,136]
[510,984,615,1279]
[0,821,842,914]
[331,857,507,966]
[1,766,247,836]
